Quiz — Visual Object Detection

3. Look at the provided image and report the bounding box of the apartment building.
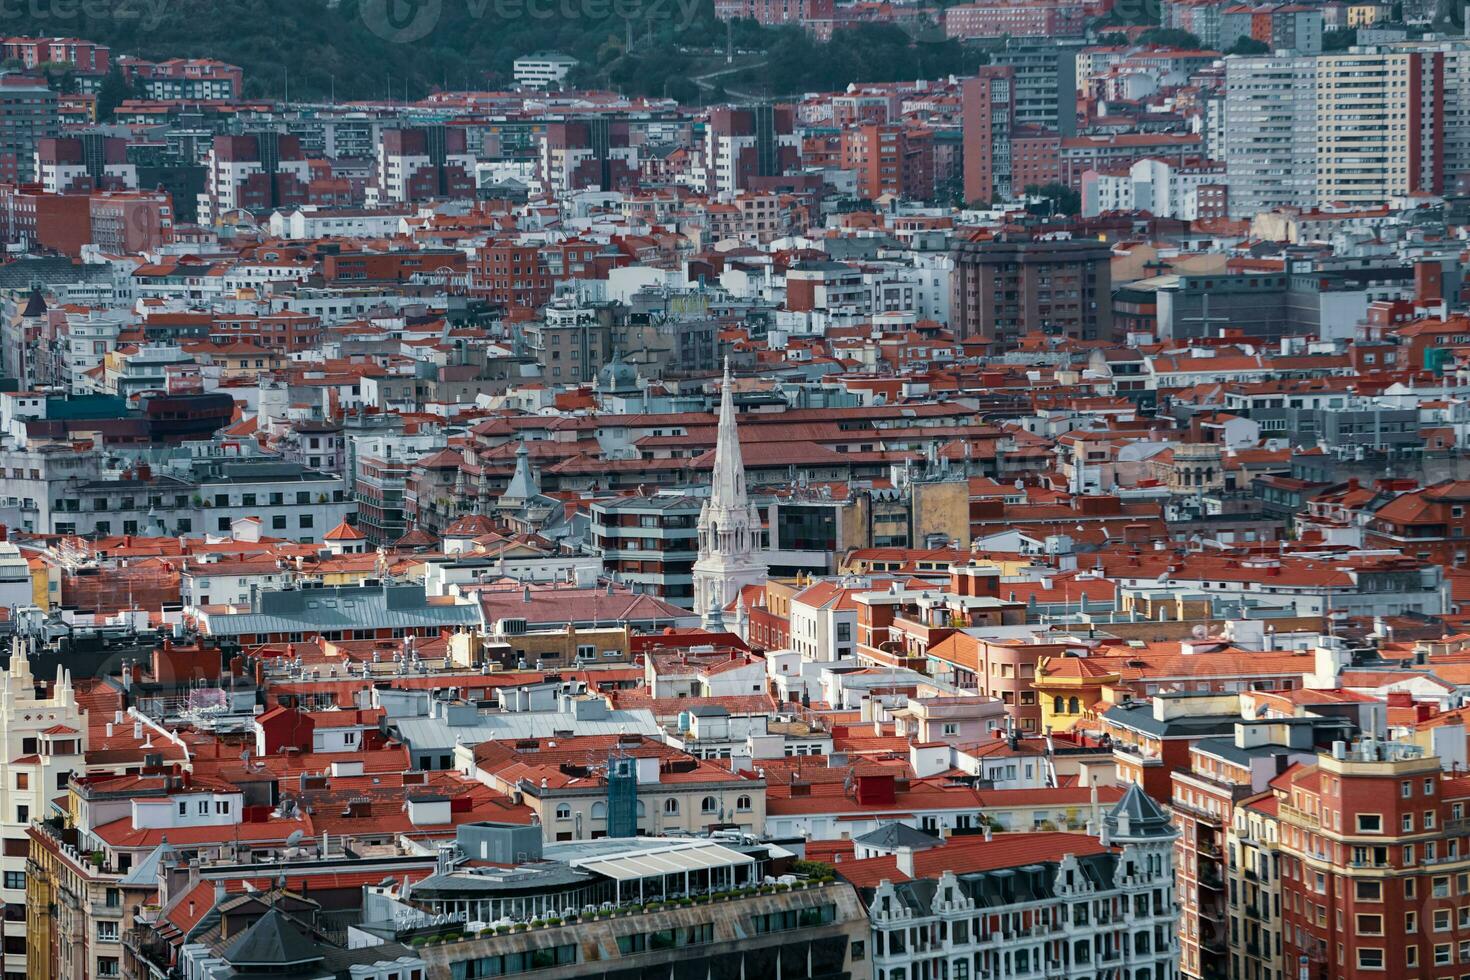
[512,52,578,90]
[0,647,85,980]
[843,785,1181,980]
[35,135,136,194]
[1229,792,1284,980]
[1170,719,1328,980]
[371,126,477,205]
[950,236,1113,350]
[538,118,639,196]
[198,133,312,225]
[1315,48,1444,206]
[994,41,1081,137]
[697,106,800,196]
[962,67,1017,204]
[1223,55,1319,218]
[841,123,935,201]
[1276,737,1470,980]
[0,76,58,183]
[590,493,701,608]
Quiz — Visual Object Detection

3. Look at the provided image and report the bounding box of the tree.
[1137,27,1202,48]
[1226,36,1270,54]
[1024,182,1082,216]
[1322,27,1358,50]
[95,66,131,122]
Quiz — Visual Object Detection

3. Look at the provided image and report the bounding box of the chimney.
[894,844,915,877]
[1416,260,1443,306]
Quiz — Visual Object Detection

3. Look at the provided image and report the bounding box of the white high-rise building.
[0,640,85,975]
[1223,54,1319,217]
[692,361,768,629]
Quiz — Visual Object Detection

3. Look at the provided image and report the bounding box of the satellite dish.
[285,830,305,847]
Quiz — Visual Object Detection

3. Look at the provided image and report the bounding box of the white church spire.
[692,359,768,629]
[709,358,747,511]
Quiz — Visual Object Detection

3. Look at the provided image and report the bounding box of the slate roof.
[196,584,482,638]
[0,257,112,288]
[1105,783,1175,840]
[851,821,944,852]
[222,909,323,968]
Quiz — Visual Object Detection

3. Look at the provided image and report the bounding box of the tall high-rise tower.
[692,361,768,629]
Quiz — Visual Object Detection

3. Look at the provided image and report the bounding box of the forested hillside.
[3,0,986,102]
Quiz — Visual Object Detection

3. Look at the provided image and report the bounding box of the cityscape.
[0,3,1461,980]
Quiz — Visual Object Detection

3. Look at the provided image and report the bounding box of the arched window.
[701,796,718,814]
[636,800,647,817]
[736,795,752,811]
[1053,696,1065,713]
[663,798,679,815]
[591,801,607,820]
[554,804,571,820]
[1068,697,1080,714]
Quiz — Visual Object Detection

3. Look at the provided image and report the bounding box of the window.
[663,799,679,815]
[701,796,718,814]
[736,795,751,811]
[1356,949,1383,970]
[12,774,24,791]
[554,804,571,820]
[1356,814,1382,833]
[97,921,118,942]
[1356,914,1383,935]
[1,872,22,891]
[1356,881,1382,902]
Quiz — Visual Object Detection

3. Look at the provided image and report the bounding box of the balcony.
[1171,798,1224,826]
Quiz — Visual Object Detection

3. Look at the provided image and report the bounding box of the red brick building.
[713,0,836,35]
[1367,481,1470,567]
[321,249,468,286]
[945,0,1087,38]
[1276,739,1470,980]
[962,67,1016,204]
[470,240,601,311]
[841,123,935,201]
